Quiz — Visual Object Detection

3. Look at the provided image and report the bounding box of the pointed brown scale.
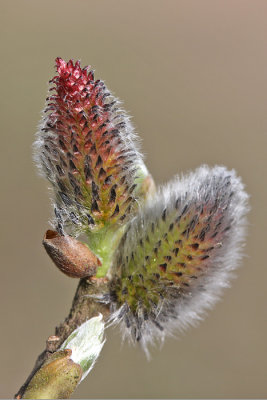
[90,143,97,156]
[128,184,137,194]
[125,204,133,215]
[104,175,113,185]
[99,139,110,150]
[56,165,64,177]
[163,232,169,243]
[175,215,181,224]
[172,247,179,257]
[111,204,120,218]
[108,185,117,205]
[92,181,100,201]
[181,204,189,216]
[187,215,199,232]
[91,200,100,214]
[84,163,93,182]
[58,139,67,151]
[87,214,95,225]
[164,256,172,262]
[122,196,133,207]
[98,122,108,132]
[73,144,80,154]
[98,167,106,180]
[159,264,167,273]
[69,159,77,172]
[169,223,174,232]
[95,155,103,168]
[119,175,126,185]
[57,179,67,193]
[68,173,79,191]
[157,240,162,248]
[202,246,214,253]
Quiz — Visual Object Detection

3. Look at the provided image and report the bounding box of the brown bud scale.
[43,230,101,278]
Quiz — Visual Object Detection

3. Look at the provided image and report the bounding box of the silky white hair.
[109,165,249,355]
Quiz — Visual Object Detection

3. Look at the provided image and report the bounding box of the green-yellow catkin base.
[91,172,156,278]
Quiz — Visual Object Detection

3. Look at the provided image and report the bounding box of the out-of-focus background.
[1,0,267,398]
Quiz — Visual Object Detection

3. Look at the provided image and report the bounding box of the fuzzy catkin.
[34,58,148,236]
[109,165,249,353]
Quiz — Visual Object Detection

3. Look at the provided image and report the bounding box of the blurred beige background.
[1,0,266,398]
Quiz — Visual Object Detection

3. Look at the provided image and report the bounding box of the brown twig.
[15,277,110,399]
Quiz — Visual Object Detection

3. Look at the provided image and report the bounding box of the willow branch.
[15,277,110,399]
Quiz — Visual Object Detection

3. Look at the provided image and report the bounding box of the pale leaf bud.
[60,314,106,381]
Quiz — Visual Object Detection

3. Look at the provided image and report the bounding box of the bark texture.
[15,278,110,399]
